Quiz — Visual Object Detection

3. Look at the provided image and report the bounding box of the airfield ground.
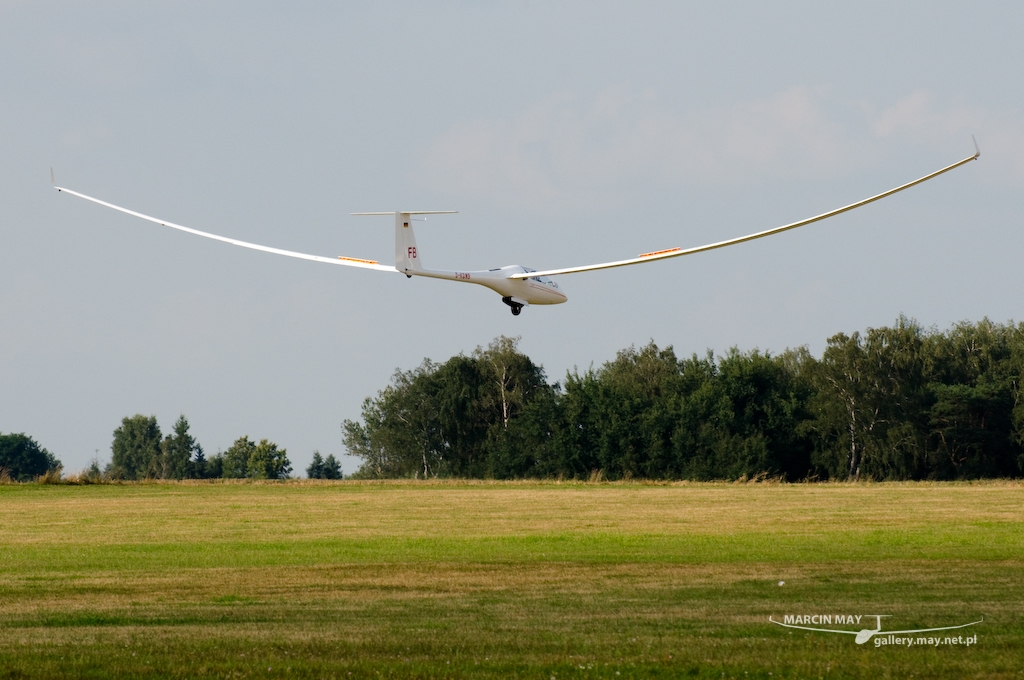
[0,481,1020,678]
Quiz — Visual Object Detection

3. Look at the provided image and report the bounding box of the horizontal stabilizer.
[352,211,457,216]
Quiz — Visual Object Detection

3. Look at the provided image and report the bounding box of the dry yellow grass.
[6,479,1022,543]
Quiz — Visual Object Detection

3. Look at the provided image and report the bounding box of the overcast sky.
[2,2,1022,475]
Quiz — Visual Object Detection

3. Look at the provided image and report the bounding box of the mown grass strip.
[0,481,1021,678]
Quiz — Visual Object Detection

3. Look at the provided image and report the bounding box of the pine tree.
[306,451,324,479]
[322,454,342,479]
[192,444,207,479]
[161,415,198,480]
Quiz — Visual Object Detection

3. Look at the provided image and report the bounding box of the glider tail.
[395,212,423,275]
[351,211,457,276]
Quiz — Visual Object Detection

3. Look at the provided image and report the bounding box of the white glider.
[53,141,979,315]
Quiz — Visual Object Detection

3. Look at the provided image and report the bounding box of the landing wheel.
[502,296,524,316]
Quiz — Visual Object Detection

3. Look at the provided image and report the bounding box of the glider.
[52,141,979,315]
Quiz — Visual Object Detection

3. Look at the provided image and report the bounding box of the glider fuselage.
[381,211,566,313]
[410,265,568,306]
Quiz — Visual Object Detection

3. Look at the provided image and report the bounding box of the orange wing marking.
[638,247,682,258]
[338,256,380,265]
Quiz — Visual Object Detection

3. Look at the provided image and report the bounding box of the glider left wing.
[52,184,398,272]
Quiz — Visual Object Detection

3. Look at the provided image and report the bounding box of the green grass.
[0,480,1021,678]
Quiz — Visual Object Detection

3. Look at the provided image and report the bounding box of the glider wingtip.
[972,135,980,160]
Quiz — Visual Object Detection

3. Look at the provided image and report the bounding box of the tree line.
[103,414,341,480]
[343,318,1024,481]
[100,414,292,480]
[2,415,342,482]
[6,317,1022,483]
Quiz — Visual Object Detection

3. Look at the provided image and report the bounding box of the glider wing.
[53,185,398,272]
[510,143,980,279]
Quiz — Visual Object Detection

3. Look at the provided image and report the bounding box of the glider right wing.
[511,140,980,279]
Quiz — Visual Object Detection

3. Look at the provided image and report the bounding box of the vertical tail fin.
[351,211,456,276]
[395,212,422,274]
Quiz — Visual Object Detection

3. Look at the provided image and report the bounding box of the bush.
[0,433,62,482]
[222,436,292,480]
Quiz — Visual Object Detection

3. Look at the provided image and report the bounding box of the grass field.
[0,480,1021,679]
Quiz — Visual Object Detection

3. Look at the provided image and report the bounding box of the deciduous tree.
[0,433,61,482]
[110,415,162,480]
[222,436,291,479]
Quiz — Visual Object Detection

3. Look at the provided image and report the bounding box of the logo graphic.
[769,614,983,645]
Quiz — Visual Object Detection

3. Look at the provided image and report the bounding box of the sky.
[2,2,1022,475]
